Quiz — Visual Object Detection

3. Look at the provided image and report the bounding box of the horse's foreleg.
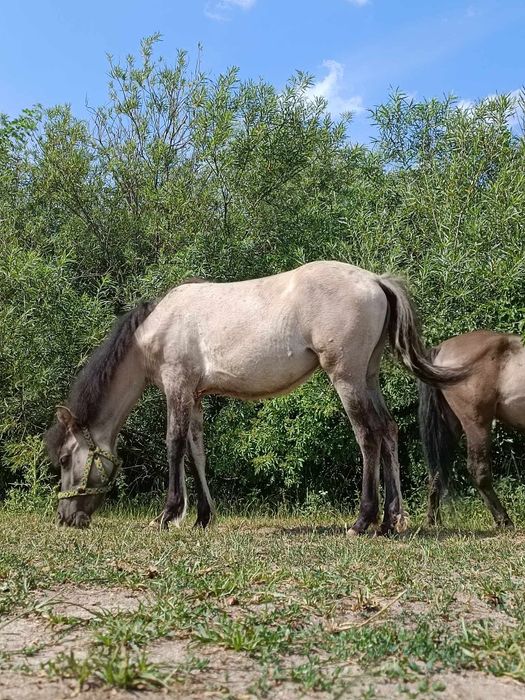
[188,402,215,528]
[160,390,193,530]
[465,425,514,528]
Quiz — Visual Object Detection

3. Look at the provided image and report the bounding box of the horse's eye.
[59,454,70,468]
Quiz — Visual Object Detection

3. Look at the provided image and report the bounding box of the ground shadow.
[403,525,508,541]
[280,524,349,537]
[278,523,505,540]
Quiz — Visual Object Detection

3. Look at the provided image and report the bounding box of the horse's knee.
[381,413,397,437]
[359,426,380,452]
[469,461,492,490]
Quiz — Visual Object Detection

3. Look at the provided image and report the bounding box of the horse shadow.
[278,524,506,540]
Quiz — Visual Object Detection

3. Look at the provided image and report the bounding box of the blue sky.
[1,0,523,143]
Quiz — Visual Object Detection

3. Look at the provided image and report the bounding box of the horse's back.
[435,331,516,366]
[143,261,382,339]
[435,331,525,429]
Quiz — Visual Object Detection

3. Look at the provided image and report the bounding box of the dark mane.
[45,300,157,465]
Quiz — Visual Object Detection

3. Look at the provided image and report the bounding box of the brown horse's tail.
[376,275,468,385]
[417,359,462,496]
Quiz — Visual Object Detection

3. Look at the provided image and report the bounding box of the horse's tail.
[417,358,462,496]
[376,275,468,385]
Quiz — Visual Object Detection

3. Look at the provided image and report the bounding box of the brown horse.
[419,330,525,528]
[45,261,462,534]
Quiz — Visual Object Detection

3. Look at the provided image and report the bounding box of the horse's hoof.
[193,518,211,530]
[158,512,184,531]
[375,524,393,537]
[346,527,360,537]
[394,513,409,533]
[159,512,170,531]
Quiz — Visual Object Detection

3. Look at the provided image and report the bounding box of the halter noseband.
[57,427,122,500]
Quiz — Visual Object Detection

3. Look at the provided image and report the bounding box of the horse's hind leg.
[327,376,384,534]
[160,387,194,530]
[427,473,443,527]
[188,402,215,528]
[464,422,514,528]
[371,388,407,535]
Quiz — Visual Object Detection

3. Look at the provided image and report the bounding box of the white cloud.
[457,98,474,112]
[205,0,255,21]
[225,0,255,6]
[458,89,523,127]
[307,60,365,116]
[505,89,523,128]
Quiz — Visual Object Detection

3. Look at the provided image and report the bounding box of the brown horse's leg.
[187,402,215,529]
[464,423,514,528]
[160,389,193,530]
[427,472,443,527]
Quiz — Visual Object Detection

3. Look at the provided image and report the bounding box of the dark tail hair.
[376,275,468,385]
[417,357,462,495]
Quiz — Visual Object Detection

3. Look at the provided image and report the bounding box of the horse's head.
[46,407,121,528]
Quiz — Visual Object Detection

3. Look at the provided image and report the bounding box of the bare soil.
[1,585,524,699]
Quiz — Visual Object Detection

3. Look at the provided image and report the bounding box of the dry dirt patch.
[147,637,525,700]
[329,589,517,633]
[1,583,523,699]
[0,671,162,700]
[0,667,523,700]
[0,616,89,671]
[0,585,146,675]
[427,671,525,700]
[149,637,261,697]
[32,584,146,620]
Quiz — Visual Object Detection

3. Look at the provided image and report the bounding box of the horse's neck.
[89,345,146,452]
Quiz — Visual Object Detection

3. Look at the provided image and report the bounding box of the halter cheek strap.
[57,427,122,501]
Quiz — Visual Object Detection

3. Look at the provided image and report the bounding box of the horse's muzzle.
[56,503,91,528]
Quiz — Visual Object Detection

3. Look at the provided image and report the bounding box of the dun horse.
[419,330,525,528]
[46,261,461,534]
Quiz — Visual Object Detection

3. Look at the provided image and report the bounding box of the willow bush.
[1,37,524,506]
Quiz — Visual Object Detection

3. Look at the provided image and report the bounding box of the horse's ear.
[56,406,77,430]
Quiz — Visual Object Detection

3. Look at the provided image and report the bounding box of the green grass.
[0,494,524,698]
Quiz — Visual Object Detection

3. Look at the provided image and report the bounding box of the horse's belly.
[199,346,318,400]
[497,395,525,429]
[496,354,525,429]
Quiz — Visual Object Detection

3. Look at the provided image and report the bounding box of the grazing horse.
[419,330,525,528]
[45,261,462,534]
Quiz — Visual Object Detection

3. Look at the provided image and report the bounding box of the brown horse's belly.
[496,353,525,430]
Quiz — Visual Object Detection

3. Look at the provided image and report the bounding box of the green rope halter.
[57,427,122,500]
